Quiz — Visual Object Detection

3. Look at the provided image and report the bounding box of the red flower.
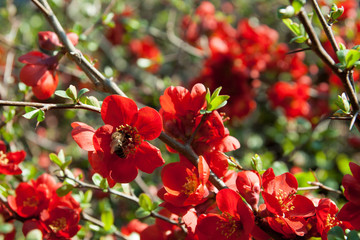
[261,168,315,237]
[129,36,162,73]
[72,95,164,183]
[7,173,57,218]
[0,141,25,175]
[195,189,255,240]
[18,51,59,100]
[315,198,352,239]
[161,156,210,207]
[338,162,360,229]
[236,170,261,210]
[121,219,148,236]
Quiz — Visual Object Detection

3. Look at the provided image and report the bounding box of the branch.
[305,181,343,195]
[0,100,101,113]
[81,212,129,240]
[30,0,126,97]
[295,5,360,131]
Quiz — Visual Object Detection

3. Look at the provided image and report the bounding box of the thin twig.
[81,212,129,240]
[0,100,101,113]
[305,181,343,195]
[286,47,312,55]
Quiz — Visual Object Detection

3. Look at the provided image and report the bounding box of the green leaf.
[290,35,308,43]
[83,96,101,108]
[23,109,39,120]
[208,95,230,111]
[61,158,72,170]
[345,49,360,68]
[328,226,345,240]
[277,6,295,19]
[283,18,301,35]
[205,88,211,104]
[335,93,350,113]
[100,178,109,189]
[251,154,263,172]
[200,109,212,115]
[83,190,93,203]
[58,149,65,162]
[66,85,77,101]
[101,209,114,231]
[347,230,360,240]
[36,109,45,122]
[102,12,114,25]
[56,184,74,197]
[55,90,72,99]
[210,87,222,102]
[336,49,349,66]
[92,173,103,186]
[139,193,153,211]
[25,229,43,240]
[135,208,151,218]
[49,153,63,167]
[78,88,90,99]
[292,0,305,13]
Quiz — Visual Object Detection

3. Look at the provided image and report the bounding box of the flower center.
[275,189,295,212]
[0,151,9,165]
[110,124,142,159]
[216,212,241,239]
[23,196,39,207]
[325,213,340,230]
[49,217,67,233]
[182,175,198,195]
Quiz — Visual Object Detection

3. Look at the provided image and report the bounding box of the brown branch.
[306,181,343,195]
[295,5,360,131]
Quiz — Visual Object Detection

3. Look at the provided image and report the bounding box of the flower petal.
[19,64,48,87]
[216,189,240,216]
[134,107,162,140]
[7,150,26,164]
[134,141,164,173]
[101,95,138,126]
[18,51,48,64]
[32,71,58,100]
[109,157,138,183]
[71,122,96,151]
[88,151,110,178]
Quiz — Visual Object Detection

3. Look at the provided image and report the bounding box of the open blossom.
[0,141,26,175]
[160,84,240,177]
[195,189,254,240]
[261,168,315,237]
[72,95,164,184]
[161,156,210,207]
[337,162,360,229]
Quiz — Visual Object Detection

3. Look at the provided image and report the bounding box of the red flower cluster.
[184,1,311,121]
[338,162,360,229]
[0,141,26,175]
[105,7,132,46]
[72,95,164,184]
[268,81,311,118]
[18,31,78,100]
[129,36,163,73]
[7,174,81,239]
[160,83,240,177]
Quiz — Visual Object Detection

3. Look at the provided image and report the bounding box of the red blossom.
[72,95,164,183]
[18,51,59,100]
[261,168,315,237]
[129,36,162,73]
[236,170,261,210]
[161,156,210,207]
[0,141,26,175]
[338,162,360,229]
[195,189,254,240]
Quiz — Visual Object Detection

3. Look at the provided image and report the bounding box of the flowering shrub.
[1,0,360,240]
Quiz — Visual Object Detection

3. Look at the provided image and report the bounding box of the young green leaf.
[55,90,72,99]
[66,85,77,101]
[49,153,63,167]
[135,208,151,218]
[23,109,40,120]
[251,154,263,172]
[56,184,74,197]
[101,209,114,231]
[277,6,295,19]
[78,88,90,99]
[327,226,345,240]
[345,49,360,69]
[139,193,153,211]
[92,173,103,186]
[36,109,45,122]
